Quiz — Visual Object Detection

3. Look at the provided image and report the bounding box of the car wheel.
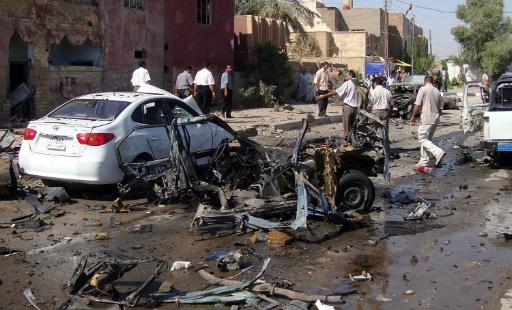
[335,170,375,213]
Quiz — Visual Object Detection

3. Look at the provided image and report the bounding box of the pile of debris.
[0,129,21,198]
[117,113,389,239]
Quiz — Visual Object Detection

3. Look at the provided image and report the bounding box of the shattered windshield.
[48,99,130,121]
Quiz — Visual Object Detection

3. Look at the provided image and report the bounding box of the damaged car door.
[461,83,489,134]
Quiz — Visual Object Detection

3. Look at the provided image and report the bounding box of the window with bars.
[124,0,144,10]
[197,0,213,25]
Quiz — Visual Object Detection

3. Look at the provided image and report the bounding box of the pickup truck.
[462,73,512,162]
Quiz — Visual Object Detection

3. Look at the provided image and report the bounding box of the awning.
[365,62,385,75]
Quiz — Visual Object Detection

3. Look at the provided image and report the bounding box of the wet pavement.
[1,110,512,309]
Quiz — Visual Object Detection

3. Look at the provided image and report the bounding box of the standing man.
[220,65,234,118]
[482,71,490,88]
[368,77,393,131]
[131,61,151,91]
[194,62,216,114]
[316,70,359,140]
[410,75,446,172]
[175,66,194,99]
[441,67,449,92]
[314,62,331,117]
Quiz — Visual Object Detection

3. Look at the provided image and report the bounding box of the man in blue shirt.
[221,65,234,118]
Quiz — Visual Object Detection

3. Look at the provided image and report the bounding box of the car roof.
[390,83,421,87]
[77,92,160,102]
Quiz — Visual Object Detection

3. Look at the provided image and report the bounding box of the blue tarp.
[366,62,385,75]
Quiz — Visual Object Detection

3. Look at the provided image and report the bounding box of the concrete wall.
[332,32,366,74]
[101,0,166,92]
[340,8,384,56]
[234,15,286,68]
[167,1,235,93]
[388,13,424,60]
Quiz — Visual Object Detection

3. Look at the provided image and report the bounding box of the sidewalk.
[219,102,344,133]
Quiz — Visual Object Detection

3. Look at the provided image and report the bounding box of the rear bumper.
[19,144,124,185]
[480,140,512,152]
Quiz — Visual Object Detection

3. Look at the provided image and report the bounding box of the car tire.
[335,170,375,213]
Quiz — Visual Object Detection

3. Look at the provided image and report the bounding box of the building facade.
[294,0,425,75]
[0,0,234,121]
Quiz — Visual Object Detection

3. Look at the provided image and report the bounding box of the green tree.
[235,0,317,36]
[451,0,512,78]
[247,42,293,93]
[404,37,434,74]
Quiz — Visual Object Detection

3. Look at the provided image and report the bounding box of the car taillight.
[23,128,37,140]
[76,133,115,146]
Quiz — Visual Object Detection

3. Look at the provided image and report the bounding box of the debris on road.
[42,187,70,203]
[67,251,167,307]
[405,200,435,221]
[349,271,372,282]
[170,261,191,271]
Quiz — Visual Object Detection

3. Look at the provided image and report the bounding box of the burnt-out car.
[115,106,389,231]
[388,82,422,119]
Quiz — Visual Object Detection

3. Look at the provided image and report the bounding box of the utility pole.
[411,14,415,75]
[429,29,432,55]
[384,0,389,77]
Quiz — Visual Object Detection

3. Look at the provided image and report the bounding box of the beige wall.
[388,13,425,59]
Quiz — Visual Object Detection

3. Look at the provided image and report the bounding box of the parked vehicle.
[388,82,422,119]
[19,86,233,185]
[462,73,512,162]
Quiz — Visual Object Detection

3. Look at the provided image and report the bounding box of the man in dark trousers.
[314,62,331,117]
[193,62,216,114]
[175,65,194,99]
[221,65,234,118]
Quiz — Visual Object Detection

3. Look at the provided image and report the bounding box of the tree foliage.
[235,0,317,35]
[246,42,293,94]
[451,0,512,78]
[403,37,434,74]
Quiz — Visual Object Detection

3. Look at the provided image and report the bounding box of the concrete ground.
[1,108,512,310]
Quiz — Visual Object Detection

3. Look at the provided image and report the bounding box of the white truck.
[462,73,512,162]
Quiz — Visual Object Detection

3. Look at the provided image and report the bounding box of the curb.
[273,115,342,131]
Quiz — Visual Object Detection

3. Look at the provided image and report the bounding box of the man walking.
[130,61,151,91]
[316,70,359,140]
[441,67,449,93]
[221,65,234,118]
[194,62,216,114]
[410,75,446,173]
[368,77,393,131]
[175,66,194,99]
[314,62,331,117]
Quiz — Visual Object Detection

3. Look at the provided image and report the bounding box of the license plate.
[497,143,512,151]
[47,138,66,151]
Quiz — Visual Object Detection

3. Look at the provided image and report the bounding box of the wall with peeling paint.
[0,0,235,121]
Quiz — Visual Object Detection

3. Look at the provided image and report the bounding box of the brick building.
[0,0,234,121]
[295,0,425,74]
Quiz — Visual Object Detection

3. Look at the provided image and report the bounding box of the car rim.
[343,184,365,208]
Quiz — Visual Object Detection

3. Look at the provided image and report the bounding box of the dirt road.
[1,110,512,309]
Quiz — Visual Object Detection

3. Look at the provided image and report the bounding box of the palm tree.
[235,0,317,36]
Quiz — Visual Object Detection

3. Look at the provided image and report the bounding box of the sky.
[321,0,512,59]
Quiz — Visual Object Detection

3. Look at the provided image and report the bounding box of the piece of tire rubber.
[335,170,375,213]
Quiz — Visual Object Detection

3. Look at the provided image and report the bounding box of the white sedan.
[19,86,233,185]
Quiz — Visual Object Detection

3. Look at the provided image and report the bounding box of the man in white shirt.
[441,68,449,92]
[130,61,151,91]
[193,62,216,114]
[314,62,331,117]
[368,76,393,130]
[410,75,446,173]
[175,65,194,99]
[316,70,359,140]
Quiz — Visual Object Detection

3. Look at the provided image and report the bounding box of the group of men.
[133,60,446,172]
[314,62,446,172]
[131,61,234,117]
